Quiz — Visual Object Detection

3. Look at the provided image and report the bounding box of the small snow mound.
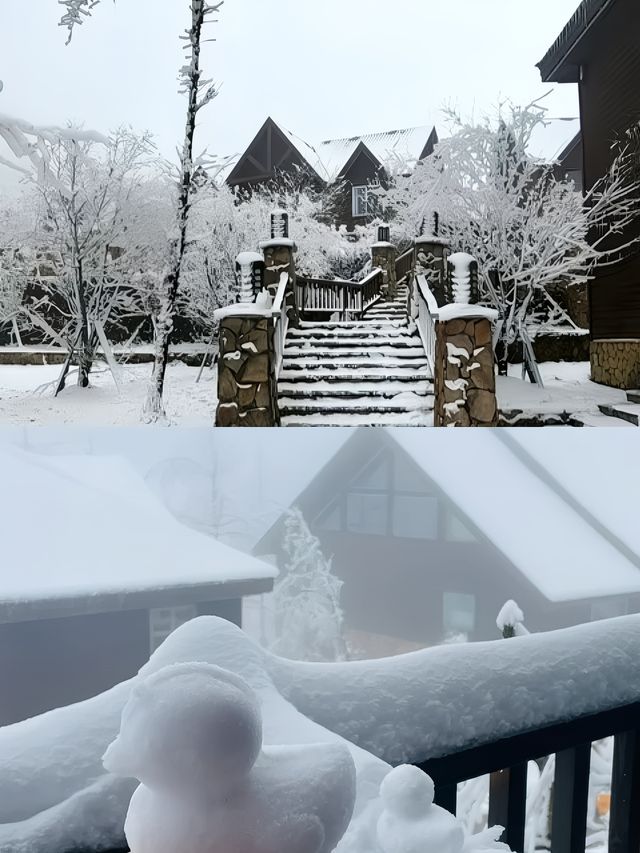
[377,765,464,853]
[496,600,524,632]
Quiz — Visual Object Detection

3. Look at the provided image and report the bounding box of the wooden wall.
[579,0,640,339]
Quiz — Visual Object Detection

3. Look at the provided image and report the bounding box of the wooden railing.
[295,268,383,321]
[395,247,415,283]
[271,271,290,380]
[416,700,640,853]
[413,273,439,377]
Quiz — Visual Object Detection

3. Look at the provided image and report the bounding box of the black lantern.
[378,225,390,243]
[235,251,265,303]
[271,210,289,240]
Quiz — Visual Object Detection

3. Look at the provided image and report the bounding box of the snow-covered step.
[281,411,433,427]
[597,402,640,425]
[283,345,427,359]
[279,393,434,416]
[627,390,640,404]
[298,320,408,331]
[569,412,637,428]
[288,326,413,340]
[278,381,432,399]
[281,359,429,372]
[280,367,429,380]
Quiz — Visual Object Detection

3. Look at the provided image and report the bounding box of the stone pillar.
[371,226,398,300]
[433,308,499,427]
[215,310,279,427]
[415,235,450,307]
[590,340,640,390]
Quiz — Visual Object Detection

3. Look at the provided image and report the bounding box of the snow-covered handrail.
[272,271,290,380]
[295,268,383,321]
[413,273,439,377]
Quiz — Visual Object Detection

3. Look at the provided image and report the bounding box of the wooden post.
[433,783,457,816]
[551,743,591,853]
[609,729,640,853]
[488,764,527,853]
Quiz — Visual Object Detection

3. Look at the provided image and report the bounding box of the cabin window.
[149,604,198,652]
[392,495,439,539]
[590,598,628,622]
[352,186,370,218]
[443,592,476,636]
[346,492,388,535]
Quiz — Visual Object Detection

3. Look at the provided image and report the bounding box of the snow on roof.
[0,447,276,613]
[527,117,581,162]
[391,430,640,603]
[281,122,437,183]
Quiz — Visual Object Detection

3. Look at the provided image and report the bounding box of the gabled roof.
[0,447,276,623]
[310,124,439,183]
[251,428,640,605]
[537,0,616,83]
[225,117,325,188]
[225,119,439,188]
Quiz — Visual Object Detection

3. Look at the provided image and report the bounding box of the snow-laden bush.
[270,508,347,663]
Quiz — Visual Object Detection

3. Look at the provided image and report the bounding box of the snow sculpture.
[447,253,478,305]
[103,661,357,853]
[377,765,464,853]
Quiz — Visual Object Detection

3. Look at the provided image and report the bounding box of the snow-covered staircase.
[278,285,434,426]
[571,391,640,427]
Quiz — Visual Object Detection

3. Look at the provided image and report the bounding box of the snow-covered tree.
[271,508,347,663]
[5,127,159,388]
[381,101,640,372]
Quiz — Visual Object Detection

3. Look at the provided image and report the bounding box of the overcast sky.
[0,0,580,190]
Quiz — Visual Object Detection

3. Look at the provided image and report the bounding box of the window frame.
[351,185,370,218]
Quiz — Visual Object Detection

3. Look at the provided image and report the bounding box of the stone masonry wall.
[591,340,640,390]
[216,316,279,427]
[434,317,498,427]
[371,243,397,300]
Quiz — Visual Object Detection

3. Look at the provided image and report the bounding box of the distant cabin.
[0,449,275,725]
[538,0,640,388]
[255,429,640,659]
[225,117,438,231]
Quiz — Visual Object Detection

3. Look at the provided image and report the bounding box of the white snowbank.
[437,305,499,322]
[2,615,640,852]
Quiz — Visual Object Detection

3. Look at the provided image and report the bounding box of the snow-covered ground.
[0,363,218,425]
[0,358,627,426]
[500,362,627,417]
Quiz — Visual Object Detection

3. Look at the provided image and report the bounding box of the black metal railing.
[416,700,640,853]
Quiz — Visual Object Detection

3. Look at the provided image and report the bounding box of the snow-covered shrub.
[271,508,347,662]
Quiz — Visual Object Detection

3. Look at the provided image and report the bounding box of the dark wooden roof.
[537,0,616,82]
[225,117,324,188]
[337,141,385,181]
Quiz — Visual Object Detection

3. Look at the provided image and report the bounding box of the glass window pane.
[443,592,476,635]
[392,494,438,539]
[444,510,476,542]
[347,493,388,535]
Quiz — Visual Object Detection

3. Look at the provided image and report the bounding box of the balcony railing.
[295,268,383,321]
[416,699,640,853]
